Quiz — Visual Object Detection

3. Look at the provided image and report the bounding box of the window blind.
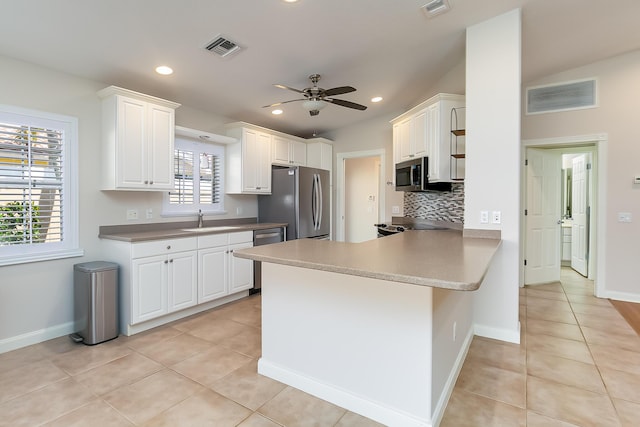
[0,123,63,246]
[170,149,221,206]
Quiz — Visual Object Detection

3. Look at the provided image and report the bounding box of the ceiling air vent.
[205,35,241,58]
[526,78,597,114]
[421,0,451,18]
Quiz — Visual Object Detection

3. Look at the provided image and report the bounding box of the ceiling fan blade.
[274,84,304,94]
[262,99,305,108]
[323,86,356,97]
[326,98,367,111]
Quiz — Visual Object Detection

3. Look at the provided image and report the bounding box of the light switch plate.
[126,209,138,220]
[618,212,632,223]
[480,211,489,224]
[392,205,400,214]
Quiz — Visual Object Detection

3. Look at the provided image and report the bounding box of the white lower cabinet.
[198,231,254,302]
[103,231,253,335]
[130,238,197,324]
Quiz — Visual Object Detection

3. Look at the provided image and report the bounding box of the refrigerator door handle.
[311,174,317,229]
[316,174,323,229]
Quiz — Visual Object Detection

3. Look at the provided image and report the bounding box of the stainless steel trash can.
[71,261,119,345]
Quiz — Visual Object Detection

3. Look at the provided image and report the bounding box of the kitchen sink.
[181,226,242,233]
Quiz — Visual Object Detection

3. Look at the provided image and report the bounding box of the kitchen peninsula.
[234,229,501,427]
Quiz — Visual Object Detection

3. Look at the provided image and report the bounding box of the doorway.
[522,134,607,297]
[336,150,385,242]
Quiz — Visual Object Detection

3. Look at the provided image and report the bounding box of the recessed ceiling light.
[283,0,299,3]
[272,109,283,115]
[371,96,383,103]
[155,65,173,75]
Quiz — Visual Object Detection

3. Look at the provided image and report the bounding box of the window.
[0,105,81,266]
[162,137,225,215]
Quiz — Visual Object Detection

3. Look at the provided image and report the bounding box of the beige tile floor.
[441,268,640,427]
[1,268,639,426]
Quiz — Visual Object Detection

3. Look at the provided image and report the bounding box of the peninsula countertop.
[234,229,501,291]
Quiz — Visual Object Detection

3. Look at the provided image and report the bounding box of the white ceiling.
[2,0,640,138]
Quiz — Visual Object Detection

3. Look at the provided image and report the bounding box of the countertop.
[98,222,288,242]
[234,230,501,291]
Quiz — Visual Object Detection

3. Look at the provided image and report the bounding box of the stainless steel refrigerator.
[258,166,330,240]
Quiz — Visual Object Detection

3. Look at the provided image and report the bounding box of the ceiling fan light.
[302,99,327,112]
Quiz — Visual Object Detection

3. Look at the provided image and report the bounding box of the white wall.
[522,49,640,302]
[0,55,258,351]
[465,10,522,343]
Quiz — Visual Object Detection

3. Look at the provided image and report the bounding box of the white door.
[525,149,562,284]
[345,156,380,242]
[198,246,228,302]
[168,250,198,312]
[229,242,254,293]
[571,154,589,276]
[132,255,168,323]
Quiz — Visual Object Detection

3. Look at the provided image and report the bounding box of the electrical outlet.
[480,211,489,224]
[618,212,632,223]
[392,205,400,214]
[146,208,153,219]
[236,206,243,216]
[492,211,502,224]
[126,209,138,220]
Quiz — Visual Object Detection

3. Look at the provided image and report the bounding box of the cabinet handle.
[169,259,173,263]
[166,246,171,250]
[164,260,168,264]
[150,181,154,185]
[256,186,261,190]
[229,249,234,253]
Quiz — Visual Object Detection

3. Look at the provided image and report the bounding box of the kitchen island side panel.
[258,262,435,426]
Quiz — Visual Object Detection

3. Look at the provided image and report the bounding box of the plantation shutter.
[0,123,64,246]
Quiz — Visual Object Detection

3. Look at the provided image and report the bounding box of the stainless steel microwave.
[395,157,428,191]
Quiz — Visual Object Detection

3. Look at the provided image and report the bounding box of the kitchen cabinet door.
[99,86,179,191]
[168,250,198,312]
[238,128,271,193]
[147,103,175,189]
[412,109,429,159]
[272,136,307,166]
[198,245,228,303]
[229,241,254,293]
[396,118,413,161]
[132,255,168,324]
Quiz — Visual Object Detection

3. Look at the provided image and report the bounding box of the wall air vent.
[421,0,451,18]
[526,78,597,114]
[205,35,242,58]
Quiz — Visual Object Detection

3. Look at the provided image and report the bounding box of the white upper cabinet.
[306,138,333,172]
[98,86,180,191]
[272,135,307,166]
[391,93,464,183]
[226,125,272,194]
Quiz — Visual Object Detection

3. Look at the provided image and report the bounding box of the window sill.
[0,248,85,267]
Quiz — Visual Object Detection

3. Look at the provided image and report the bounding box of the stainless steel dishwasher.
[251,226,285,294]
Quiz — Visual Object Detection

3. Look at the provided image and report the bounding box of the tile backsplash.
[403,183,464,223]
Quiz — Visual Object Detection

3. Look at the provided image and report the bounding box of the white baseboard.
[0,291,250,354]
[474,322,521,344]
[258,359,433,427]
[431,326,474,427]
[599,290,640,304]
[0,321,75,354]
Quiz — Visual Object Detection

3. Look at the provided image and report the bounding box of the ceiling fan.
[263,74,367,116]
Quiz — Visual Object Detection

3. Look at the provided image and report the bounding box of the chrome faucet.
[198,209,204,228]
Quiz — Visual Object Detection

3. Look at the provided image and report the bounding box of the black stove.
[374,222,448,237]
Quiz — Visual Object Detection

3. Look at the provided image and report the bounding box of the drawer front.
[132,237,197,258]
[198,233,229,249]
[229,231,253,245]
